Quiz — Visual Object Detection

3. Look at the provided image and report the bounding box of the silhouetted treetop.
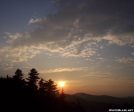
[27,68,40,91]
[45,79,59,95]
[13,68,23,80]
[27,68,39,83]
[0,68,85,112]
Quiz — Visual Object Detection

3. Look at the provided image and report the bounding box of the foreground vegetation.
[0,68,85,112]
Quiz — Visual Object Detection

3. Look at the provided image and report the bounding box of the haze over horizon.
[0,0,134,97]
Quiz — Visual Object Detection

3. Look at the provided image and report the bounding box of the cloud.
[0,46,41,64]
[78,75,90,77]
[3,63,14,71]
[40,67,88,74]
[93,73,111,76]
[5,31,30,44]
[132,52,134,56]
[29,18,43,24]
[100,46,104,49]
[78,72,111,78]
[6,0,134,47]
[3,0,134,65]
[59,44,97,58]
[117,57,134,63]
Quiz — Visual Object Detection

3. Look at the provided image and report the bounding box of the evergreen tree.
[27,68,39,91]
[13,69,23,80]
[0,68,86,112]
[12,69,25,89]
[60,88,66,103]
[38,78,47,96]
[45,79,59,98]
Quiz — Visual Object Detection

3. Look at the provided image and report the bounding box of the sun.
[58,81,65,87]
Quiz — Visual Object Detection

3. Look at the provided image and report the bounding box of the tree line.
[0,68,85,112]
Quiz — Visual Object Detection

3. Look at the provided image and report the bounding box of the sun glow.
[58,81,65,87]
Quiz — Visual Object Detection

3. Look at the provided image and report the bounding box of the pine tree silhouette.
[45,79,59,97]
[38,78,47,96]
[27,68,39,91]
[0,68,86,112]
[13,68,23,80]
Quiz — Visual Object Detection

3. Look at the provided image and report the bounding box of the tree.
[27,68,40,91]
[60,88,66,102]
[13,69,23,80]
[45,79,59,98]
[38,78,47,96]
[12,69,25,89]
[0,68,86,112]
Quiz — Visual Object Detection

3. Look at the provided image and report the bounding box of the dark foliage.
[0,68,85,112]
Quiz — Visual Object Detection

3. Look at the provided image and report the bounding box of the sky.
[0,0,134,97]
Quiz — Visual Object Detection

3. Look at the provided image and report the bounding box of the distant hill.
[65,93,134,112]
[74,93,134,104]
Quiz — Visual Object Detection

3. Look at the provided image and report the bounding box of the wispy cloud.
[78,75,91,77]
[3,63,14,71]
[5,0,134,49]
[132,52,134,56]
[93,73,111,76]
[0,46,41,64]
[80,72,111,77]
[117,57,134,63]
[29,18,43,24]
[40,67,88,74]
[2,0,134,67]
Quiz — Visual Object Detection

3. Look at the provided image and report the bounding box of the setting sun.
[58,81,65,87]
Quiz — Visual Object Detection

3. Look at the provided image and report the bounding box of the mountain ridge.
[72,92,134,104]
[65,93,134,112]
